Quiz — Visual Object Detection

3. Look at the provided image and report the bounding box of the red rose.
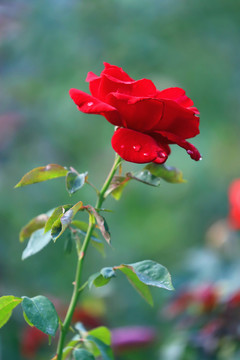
[72,307,103,328]
[164,290,194,317]
[69,63,201,164]
[228,290,240,308]
[228,179,240,229]
[21,326,48,358]
[193,285,218,312]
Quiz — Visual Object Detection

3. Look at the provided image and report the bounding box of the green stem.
[56,154,121,359]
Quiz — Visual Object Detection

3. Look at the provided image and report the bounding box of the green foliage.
[117,265,153,305]
[71,220,99,239]
[106,176,130,200]
[51,219,63,242]
[117,260,174,305]
[88,326,111,346]
[23,311,34,327]
[71,220,105,256]
[75,322,87,335]
[89,260,173,305]
[127,170,161,187]
[51,201,83,241]
[86,335,114,360]
[71,220,89,233]
[88,270,115,288]
[100,267,116,279]
[62,338,81,360]
[73,348,95,360]
[0,296,22,328]
[15,164,68,187]
[22,228,52,260]
[65,325,112,360]
[107,166,180,199]
[61,202,83,225]
[127,260,174,290]
[88,207,111,244]
[19,214,49,242]
[21,296,59,336]
[66,170,88,195]
[44,205,72,233]
[145,163,186,183]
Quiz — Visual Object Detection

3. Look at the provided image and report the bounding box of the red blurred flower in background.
[163,284,240,357]
[70,63,201,164]
[165,284,218,318]
[21,326,48,358]
[193,285,218,312]
[228,179,240,230]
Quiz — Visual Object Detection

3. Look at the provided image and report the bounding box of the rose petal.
[86,71,102,99]
[157,131,201,161]
[229,179,240,205]
[150,135,171,164]
[102,63,156,95]
[229,206,240,230]
[86,71,100,83]
[88,77,102,98]
[157,87,199,114]
[153,99,200,139]
[87,63,157,101]
[69,88,122,126]
[228,180,240,229]
[111,128,168,164]
[177,95,194,108]
[108,93,199,139]
[108,93,163,131]
[103,62,134,82]
[95,76,156,101]
[157,87,185,100]
[153,153,169,164]
[190,107,200,115]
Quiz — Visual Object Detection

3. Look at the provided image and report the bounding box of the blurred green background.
[1,0,240,359]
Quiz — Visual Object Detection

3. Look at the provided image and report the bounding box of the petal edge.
[111,128,168,164]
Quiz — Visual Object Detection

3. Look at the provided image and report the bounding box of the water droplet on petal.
[87,102,94,107]
[120,144,125,149]
[155,151,168,164]
[187,150,193,155]
[143,152,150,157]
[158,151,167,158]
[133,145,141,152]
[199,156,202,161]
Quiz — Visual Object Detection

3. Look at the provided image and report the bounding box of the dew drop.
[133,145,141,152]
[158,151,167,158]
[120,144,125,149]
[143,152,149,157]
[187,150,193,155]
[199,156,202,161]
[87,102,94,107]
